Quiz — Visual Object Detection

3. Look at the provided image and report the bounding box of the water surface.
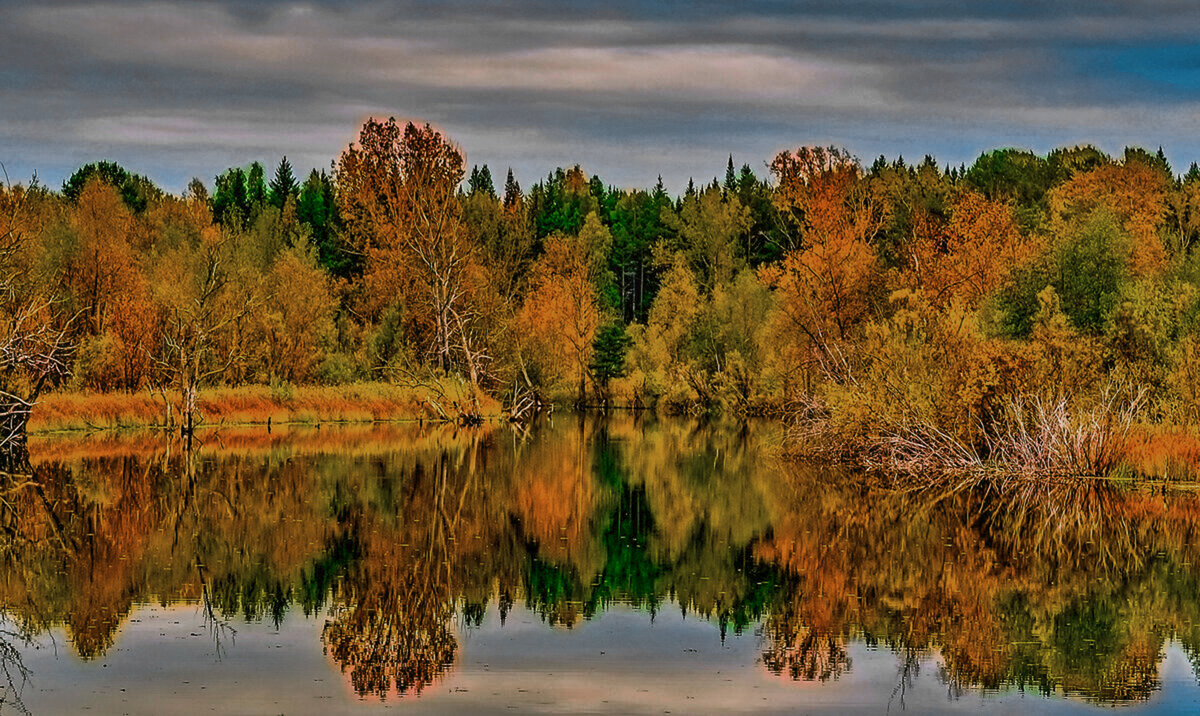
[2,416,1199,714]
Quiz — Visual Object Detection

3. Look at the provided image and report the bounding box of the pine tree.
[212,167,248,228]
[247,161,268,214]
[468,164,496,198]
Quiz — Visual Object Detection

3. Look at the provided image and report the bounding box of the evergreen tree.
[62,161,160,213]
[503,168,522,210]
[298,169,354,277]
[247,161,268,215]
[212,166,249,228]
[269,156,299,210]
[589,321,631,406]
[468,165,497,198]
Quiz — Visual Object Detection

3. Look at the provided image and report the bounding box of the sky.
[3,0,1200,195]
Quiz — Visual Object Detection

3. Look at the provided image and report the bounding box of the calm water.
[1,416,1199,714]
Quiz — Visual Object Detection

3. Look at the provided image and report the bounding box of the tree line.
[4,118,1200,444]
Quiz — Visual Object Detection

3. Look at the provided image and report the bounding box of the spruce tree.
[269,156,299,210]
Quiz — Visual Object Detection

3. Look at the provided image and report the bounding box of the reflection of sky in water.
[11,603,1200,714]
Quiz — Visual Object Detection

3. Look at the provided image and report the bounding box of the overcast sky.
[3,1,1200,194]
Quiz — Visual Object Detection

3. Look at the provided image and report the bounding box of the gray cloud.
[2,1,1200,194]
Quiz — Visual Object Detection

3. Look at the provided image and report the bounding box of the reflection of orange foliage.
[321,444,501,698]
[323,529,458,698]
[35,457,159,659]
[514,436,595,563]
[27,422,501,465]
[7,416,1200,703]
[1,444,343,659]
[761,622,850,682]
[757,467,1200,699]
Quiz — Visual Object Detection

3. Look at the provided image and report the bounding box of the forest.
[4,117,1200,477]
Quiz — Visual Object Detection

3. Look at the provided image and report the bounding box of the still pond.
[1,416,1199,714]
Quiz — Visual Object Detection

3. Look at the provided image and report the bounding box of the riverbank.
[26,381,503,434]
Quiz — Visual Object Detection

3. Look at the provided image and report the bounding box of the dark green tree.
[502,168,522,211]
[62,161,161,213]
[247,161,268,215]
[297,169,353,277]
[269,156,299,210]
[963,148,1057,233]
[528,166,600,239]
[996,209,1129,336]
[212,167,248,228]
[468,165,496,199]
[1053,210,1129,333]
[589,321,631,406]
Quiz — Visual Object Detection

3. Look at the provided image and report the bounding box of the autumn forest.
[7,114,1200,712]
[3,118,1200,480]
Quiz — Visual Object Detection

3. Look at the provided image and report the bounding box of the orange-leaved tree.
[337,118,488,383]
[764,147,881,382]
[516,213,609,404]
[1047,159,1170,277]
[909,189,1033,308]
[0,177,73,456]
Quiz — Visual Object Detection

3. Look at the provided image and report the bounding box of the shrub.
[316,353,359,386]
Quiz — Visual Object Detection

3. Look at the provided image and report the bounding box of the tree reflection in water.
[321,451,473,697]
[0,417,1198,705]
[0,453,36,715]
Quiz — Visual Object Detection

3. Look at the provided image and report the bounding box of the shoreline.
[26,381,505,435]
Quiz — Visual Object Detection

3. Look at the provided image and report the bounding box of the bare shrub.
[786,387,1144,486]
[985,389,1143,478]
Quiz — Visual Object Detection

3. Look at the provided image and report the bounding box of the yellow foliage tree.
[259,246,337,383]
[517,232,601,403]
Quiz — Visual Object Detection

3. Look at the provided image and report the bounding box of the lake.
[2,415,1199,714]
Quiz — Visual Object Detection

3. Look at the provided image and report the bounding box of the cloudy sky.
[2,1,1199,194]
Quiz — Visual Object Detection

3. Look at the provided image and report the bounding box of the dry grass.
[985,392,1141,478]
[1123,427,1200,482]
[27,381,503,434]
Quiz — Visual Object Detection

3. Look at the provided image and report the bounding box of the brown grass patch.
[27,381,502,434]
[1123,427,1200,482]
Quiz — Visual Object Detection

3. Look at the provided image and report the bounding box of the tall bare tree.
[0,170,72,463]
